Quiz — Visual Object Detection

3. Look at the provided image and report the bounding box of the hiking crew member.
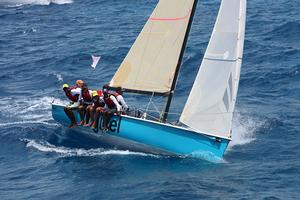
[78,83,93,125]
[102,88,122,130]
[113,87,128,114]
[85,90,105,127]
[63,80,84,128]
[63,84,79,102]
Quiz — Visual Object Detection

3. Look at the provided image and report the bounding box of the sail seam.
[149,10,191,21]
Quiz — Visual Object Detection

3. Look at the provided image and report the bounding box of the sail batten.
[180,0,247,138]
[110,0,196,94]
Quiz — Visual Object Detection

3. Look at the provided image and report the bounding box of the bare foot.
[68,123,77,128]
[84,122,92,127]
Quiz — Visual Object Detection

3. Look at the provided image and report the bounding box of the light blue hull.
[52,104,230,160]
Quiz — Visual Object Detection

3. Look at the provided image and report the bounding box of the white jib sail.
[180,0,247,139]
[110,0,195,94]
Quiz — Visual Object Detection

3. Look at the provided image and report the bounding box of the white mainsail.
[110,0,195,94]
[180,0,247,138]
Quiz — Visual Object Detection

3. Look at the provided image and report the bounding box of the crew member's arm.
[63,87,70,94]
[86,90,93,104]
[117,95,128,111]
[99,96,105,107]
[110,96,122,112]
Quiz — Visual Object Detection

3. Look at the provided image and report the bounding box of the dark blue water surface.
[0,0,299,199]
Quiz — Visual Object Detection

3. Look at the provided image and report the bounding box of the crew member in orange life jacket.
[78,83,93,125]
[63,79,84,128]
[84,90,105,127]
[94,86,122,130]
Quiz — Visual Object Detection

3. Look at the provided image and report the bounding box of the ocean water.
[0,0,299,199]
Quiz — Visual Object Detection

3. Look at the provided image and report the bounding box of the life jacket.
[82,90,92,102]
[93,96,105,108]
[104,95,116,109]
[109,92,122,105]
[94,100,105,108]
[65,86,79,102]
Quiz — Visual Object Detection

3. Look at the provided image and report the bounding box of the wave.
[0,121,58,127]
[265,21,300,45]
[0,96,67,127]
[22,139,160,158]
[0,0,73,7]
[269,21,300,38]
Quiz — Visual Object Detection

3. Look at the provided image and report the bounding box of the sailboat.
[52,0,246,160]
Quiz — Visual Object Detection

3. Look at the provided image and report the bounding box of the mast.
[161,0,198,122]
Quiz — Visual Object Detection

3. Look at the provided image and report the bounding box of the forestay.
[110,0,195,94]
[180,0,247,138]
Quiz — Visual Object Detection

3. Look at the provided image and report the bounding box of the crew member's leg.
[102,111,108,130]
[92,107,103,129]
[64,106,77,128]
[103,108,117,130]
[84,105,93,126]
[88,106,96,126]
[78,105,86,125]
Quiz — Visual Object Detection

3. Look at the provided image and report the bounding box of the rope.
[145,92,155,113]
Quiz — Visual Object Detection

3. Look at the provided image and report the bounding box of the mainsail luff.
[180,0,247,138]
[110,0,196,95]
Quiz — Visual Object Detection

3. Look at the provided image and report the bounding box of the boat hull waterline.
[52,103,230,161]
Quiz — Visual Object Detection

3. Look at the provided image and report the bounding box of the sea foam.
[0,0,73,7]
[229,110,265,149]
[23,139,160,158]
[0,96,67,127]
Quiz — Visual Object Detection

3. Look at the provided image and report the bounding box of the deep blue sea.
[0,0,299,199]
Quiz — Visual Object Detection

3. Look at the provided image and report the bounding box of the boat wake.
[0,121,57,127]
[0,96,66,127]
[0,0,73,7]
[22,139,160,158]
[23,139,226,163]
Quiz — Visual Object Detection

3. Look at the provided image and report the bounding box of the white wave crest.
[49,72,63,82]
[229,110,264,148]
[51,0,73,4]
[1,0,73,7]
[0,96,67,127]
[55,74,63,82]
[0,121,58,127]
[23,139,159,158]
